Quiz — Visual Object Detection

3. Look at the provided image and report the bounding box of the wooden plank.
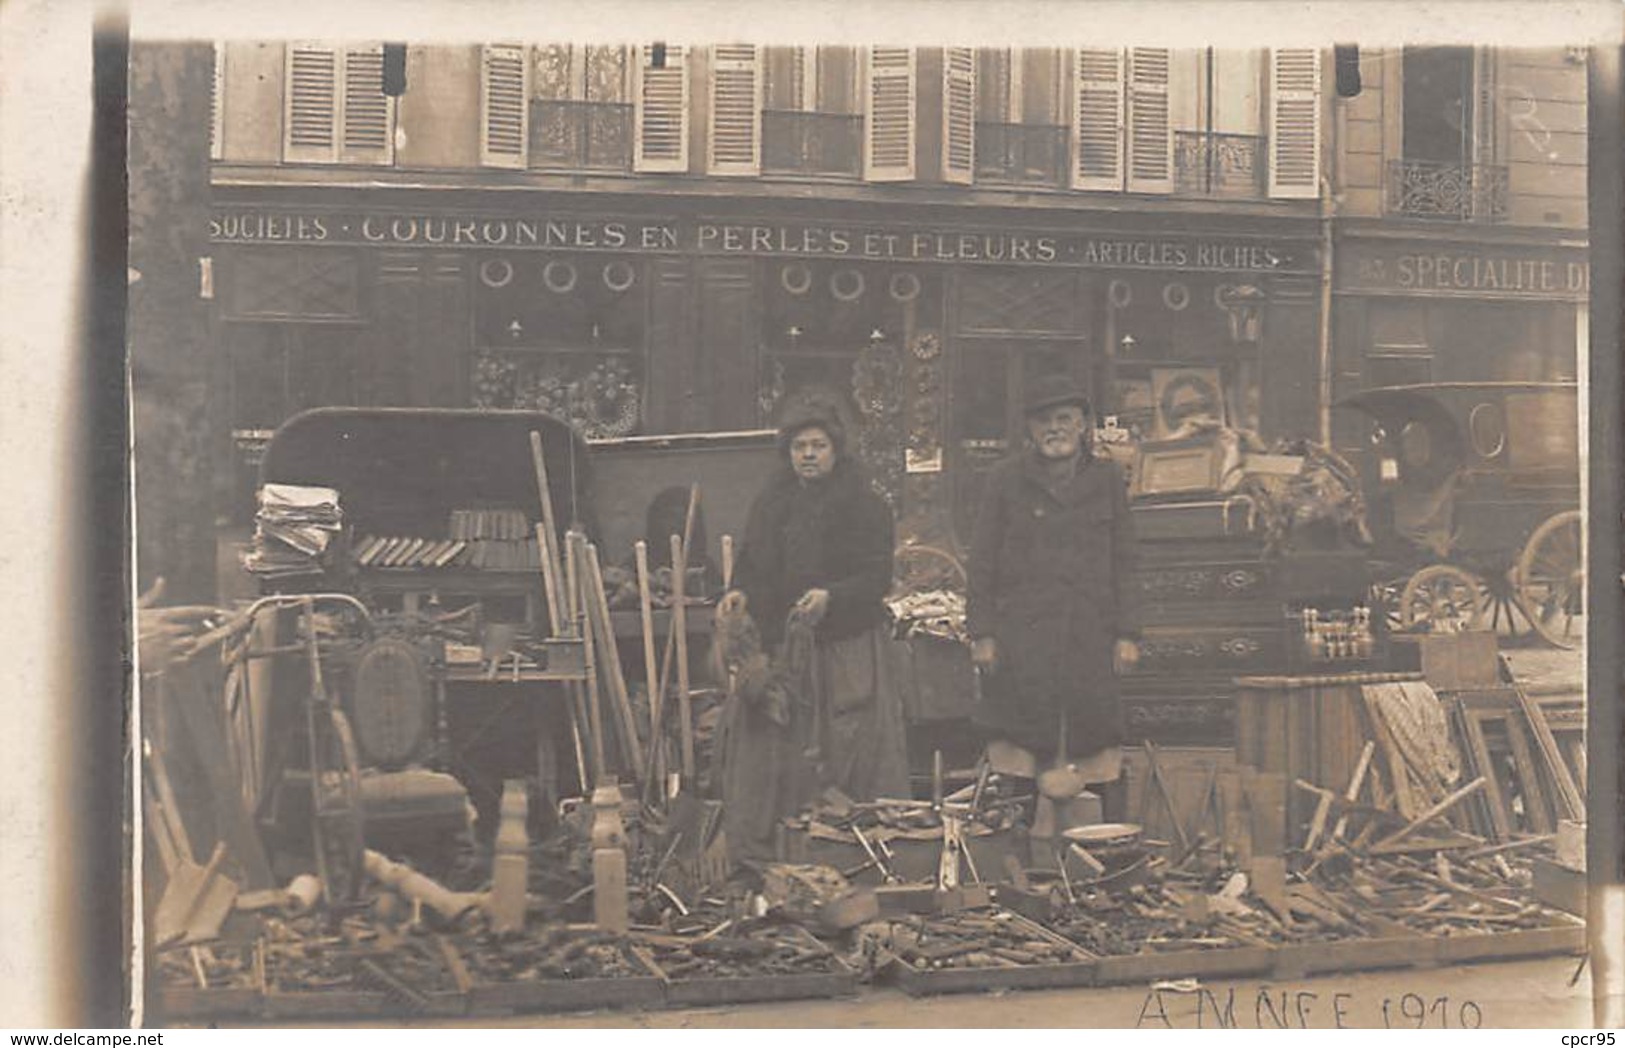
[1514,683,1584,820]
[1502,713,1554,835]
[1459,709,1513,841]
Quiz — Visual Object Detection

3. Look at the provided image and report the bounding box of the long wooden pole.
[634,541,665,798]
[527,431,565,628]
[567,532,606,785]
[653,485,702,711]
[586,542,646,784]
[670,532,696,781]
[1371,776,1486,852]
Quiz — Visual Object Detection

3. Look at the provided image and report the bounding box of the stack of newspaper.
[242,483,343,578]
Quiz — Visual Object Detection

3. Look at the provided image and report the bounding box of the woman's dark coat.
[731,462,894,649]
[720,459,901,861]
[966,449,1141,761]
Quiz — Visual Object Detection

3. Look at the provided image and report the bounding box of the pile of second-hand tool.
[634,919,847,979]
[855,910,1083,974]
[456,925,647,983]
[1311,850,1570,938]
[259,911,466,1006]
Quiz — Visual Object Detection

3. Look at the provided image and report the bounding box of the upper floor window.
[1169,49,1265,197]
[282,42,396,165]
[974,48,1065,186]
[1390,46,1506,220]
[479,43,685,172]
[528,44,634,170]
[757,47,862,177]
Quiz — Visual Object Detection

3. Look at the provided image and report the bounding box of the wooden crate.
[634,927,858,1007]
[1091,945,1275,986]
[467,966,666,1016]
[1273,919,1437,978]
[887,913,1098,997]
[1233,672,1422,850]
[154,987,262,1022]
[1434,913,1587,964]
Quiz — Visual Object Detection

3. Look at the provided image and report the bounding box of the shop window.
[1390,47,1506,220]
[227,323,367,432]
[759,261,935,501]
[282,42,395,165]
[974,48,1064,186]
[1368,353,1434,388]
[523,44,633,171]
[471,254,647,438]
[762,46,863,176]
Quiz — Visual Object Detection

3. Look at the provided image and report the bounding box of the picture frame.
[1130,433,1228,500]
[1151,366,1226,438]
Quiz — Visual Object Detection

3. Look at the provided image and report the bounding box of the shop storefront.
[1329,228,1589,456]
[208,190,1324,552]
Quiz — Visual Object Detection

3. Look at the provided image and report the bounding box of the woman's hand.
[971,637,998,675]
[793,588,831,625]
[1113,638,1141,675]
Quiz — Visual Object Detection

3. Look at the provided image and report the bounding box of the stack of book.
[351,507,541,571]
[242,483,342,578]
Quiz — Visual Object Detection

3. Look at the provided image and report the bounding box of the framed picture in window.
[1130,434,1227,500]
[1151,366,1225,438]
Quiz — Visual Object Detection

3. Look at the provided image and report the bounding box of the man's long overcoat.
[966,450,1141,761]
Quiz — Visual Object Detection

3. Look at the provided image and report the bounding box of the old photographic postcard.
[4,0,1622,1031]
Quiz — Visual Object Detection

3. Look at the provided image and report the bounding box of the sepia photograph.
[86,0,1625,1030]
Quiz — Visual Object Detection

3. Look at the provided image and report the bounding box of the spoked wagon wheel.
[309,705,365,906]
[1398,564,1489,634]
[1516,509,1584,649]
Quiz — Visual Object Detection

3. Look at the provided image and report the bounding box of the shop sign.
[1338,240,1589,300]
[208,208,1318,274]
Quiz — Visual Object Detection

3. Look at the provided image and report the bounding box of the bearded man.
[965,380,1141,810]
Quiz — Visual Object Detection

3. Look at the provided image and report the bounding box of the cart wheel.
[1398,564,1488,634]
[312,706,365,905]
[1516,509,1584,650]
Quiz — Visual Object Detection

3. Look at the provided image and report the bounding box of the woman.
[718,400,909,862]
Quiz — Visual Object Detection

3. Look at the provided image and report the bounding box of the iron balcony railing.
[530,100,633,172]
[973,122,1068,187]
[1386,159,1509,221]
[762,110,863,177]
[1174,131,1265,199]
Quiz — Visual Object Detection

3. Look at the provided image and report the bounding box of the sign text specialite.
[1338,239,1590,300]
[208,209,1318,274]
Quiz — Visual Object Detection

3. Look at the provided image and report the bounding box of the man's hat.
[1023,377,1093,419]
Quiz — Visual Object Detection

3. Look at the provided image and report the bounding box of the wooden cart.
[1337,382,1581,648]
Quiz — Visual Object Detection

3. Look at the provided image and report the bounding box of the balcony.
[974,122,1067,188]
[1174,131,1265,199]
[762,110,862,177]
[1386,159,1509,222]
[529,100,633,172]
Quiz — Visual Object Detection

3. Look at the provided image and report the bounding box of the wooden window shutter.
[284,42,339,162]
[340,44,395,164]
[941,46,975,184]
[1268,47,1321,198]
[708,44,762,175]
[634,44,690,172]
[1071,48,1124,190]
[864,46,916,181]
[1125,47,1172,193]
[210,42,225,161]
[1471,46,1497,167]
[480,44,530,168]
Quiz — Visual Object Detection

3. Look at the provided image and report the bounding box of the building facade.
[178,40,1590,597]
